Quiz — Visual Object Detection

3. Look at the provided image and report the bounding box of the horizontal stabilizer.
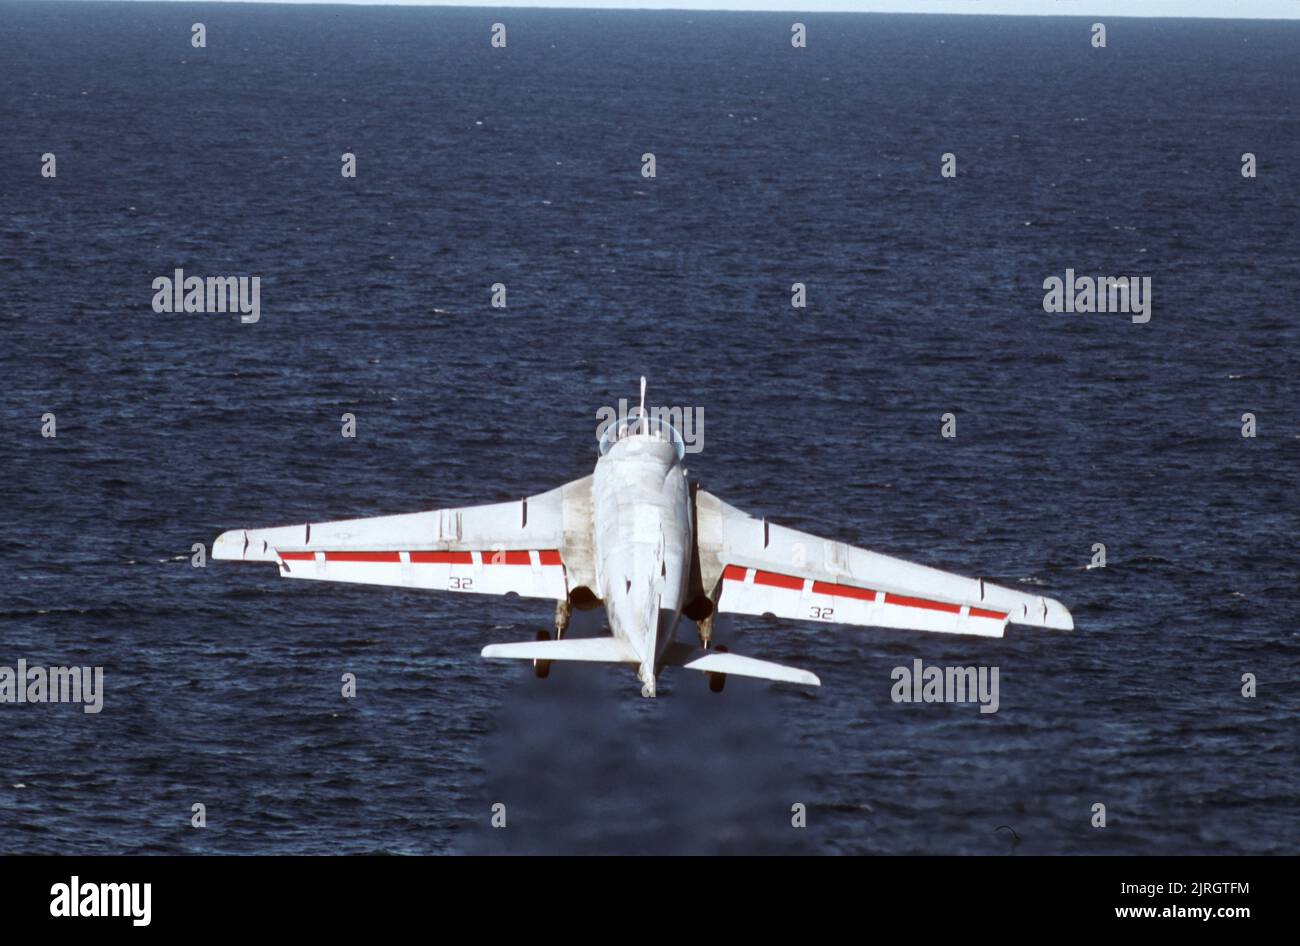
[663,643,820,687]
[481,637,639,664]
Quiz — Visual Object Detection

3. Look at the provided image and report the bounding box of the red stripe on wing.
[812,580,877,601]
[497,550,533,565]
[753,570,804,591]
[884,593,963,614]
[286,549,565,565]
[324,551,401,563]
[410,551,474,564]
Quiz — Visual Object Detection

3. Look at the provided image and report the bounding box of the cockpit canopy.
[598,412,686,461]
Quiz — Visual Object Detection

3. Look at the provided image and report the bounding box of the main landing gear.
[696,612,727,692]
[706,644,728,693]
[696,611,714,650]
[534,599,572,679]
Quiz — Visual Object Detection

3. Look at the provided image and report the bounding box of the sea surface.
[1,2,1297,855]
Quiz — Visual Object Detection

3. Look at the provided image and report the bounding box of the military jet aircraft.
[214,379,1072,697]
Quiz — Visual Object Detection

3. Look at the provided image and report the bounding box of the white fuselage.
[591,434,692,697]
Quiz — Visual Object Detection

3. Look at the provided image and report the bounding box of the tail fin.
[481,637,639,664]
[663,643,820,687]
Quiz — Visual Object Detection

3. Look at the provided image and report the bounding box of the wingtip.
[1048,597,1074,631]
[211,529,242,561]
[212,527,282,563]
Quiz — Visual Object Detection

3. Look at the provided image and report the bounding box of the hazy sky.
[107,1,1300,21]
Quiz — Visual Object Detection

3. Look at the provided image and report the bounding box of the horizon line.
[53,1,1300,23]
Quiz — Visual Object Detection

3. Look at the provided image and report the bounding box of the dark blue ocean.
[1,2,1297,855]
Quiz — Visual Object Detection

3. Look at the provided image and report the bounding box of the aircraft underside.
[213,384,1072,698]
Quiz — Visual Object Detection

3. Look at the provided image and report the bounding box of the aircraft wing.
[694,489,1072,638]
[212,476,595,601]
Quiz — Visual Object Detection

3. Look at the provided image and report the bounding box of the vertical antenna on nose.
[639,375,647,435]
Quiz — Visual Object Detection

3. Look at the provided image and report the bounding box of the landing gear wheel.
[533,629,551,678]
[707,644,728,693]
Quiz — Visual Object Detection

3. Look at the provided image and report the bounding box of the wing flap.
[696,489,1072,636]
[266,548,569,600]
[717,565,1008,638]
